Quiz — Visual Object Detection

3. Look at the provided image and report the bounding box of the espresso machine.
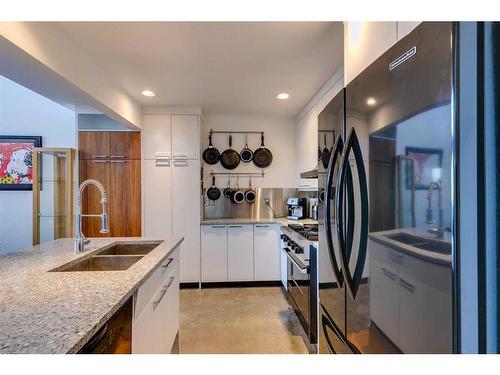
[287,198,307,220]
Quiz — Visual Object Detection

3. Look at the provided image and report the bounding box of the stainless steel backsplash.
[202,188,300,219]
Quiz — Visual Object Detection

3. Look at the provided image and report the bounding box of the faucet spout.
[74,179,109,253]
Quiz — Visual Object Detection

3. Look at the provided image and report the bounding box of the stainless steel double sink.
[51,241,163,272]
[383,232,451,255]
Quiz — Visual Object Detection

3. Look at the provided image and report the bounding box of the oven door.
[286,250,310,331]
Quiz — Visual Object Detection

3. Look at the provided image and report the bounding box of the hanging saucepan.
[202,133,220,165]
[220,134,241,170]
[253,133,273,168]
[230,176,245,204]
[245,176,256,204]
[321,133,331,169]
[223,177,232,198]
[240,133,253,163]
[206,176,221,201]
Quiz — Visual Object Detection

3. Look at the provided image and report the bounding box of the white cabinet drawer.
[253,224,280,281]
[132,272,178,354]
[135,248,178,319]
[201,225,228,282]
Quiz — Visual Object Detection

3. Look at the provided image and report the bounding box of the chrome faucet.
[74,179,109,253]
[426,181,444,239]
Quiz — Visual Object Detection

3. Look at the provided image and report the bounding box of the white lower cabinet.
[253,224,280,281]
[201,225,228,281]
[369,258,399,345]
[227,225,254,281]
[201,224,282,283]
[132,248,179,354]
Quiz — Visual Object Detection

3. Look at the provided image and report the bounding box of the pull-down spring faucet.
[74,179,109,253]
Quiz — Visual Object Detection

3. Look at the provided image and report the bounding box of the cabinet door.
[109,131,141,160]
[143,159,172,236]
[143,115,171,160]
[172,160,201,283]
[398,274,423,353]
[78,131,110,160]
[109,160,141,236]
[227,225,254,281]
[201,225,227,282]
[253,224,280,281]
[369,258,399,346]
[171,115,199,160]
[79,159,110,237]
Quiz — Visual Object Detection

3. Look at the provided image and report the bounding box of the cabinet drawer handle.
[111,155,126,159]
[228,225,243,228]
[92,160,108,163]
[161,258,174,269]
[173,153,188,160]
[153,277,175,310]
[92,155,108,159]
[381,267,397,281]
[255,225,269,228]
[399,278,415,293]
[111,160,126,163]
[211,225,226,228]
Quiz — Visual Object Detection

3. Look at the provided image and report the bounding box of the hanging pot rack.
[210,129,265,135]
[209,170,265,177]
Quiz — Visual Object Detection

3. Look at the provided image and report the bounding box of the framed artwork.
[405,146,443,190]
[0,136,42,190]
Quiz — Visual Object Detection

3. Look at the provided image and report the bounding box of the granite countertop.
[368,228,452,266]
[200,217,318,226]
[0,236,183,354]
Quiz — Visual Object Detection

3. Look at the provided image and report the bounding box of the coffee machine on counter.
[287,198,307,220]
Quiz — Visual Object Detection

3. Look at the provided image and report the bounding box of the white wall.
[202,115,296,188]
[0,75,76,254]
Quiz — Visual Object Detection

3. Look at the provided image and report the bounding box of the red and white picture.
[0,136,42,190]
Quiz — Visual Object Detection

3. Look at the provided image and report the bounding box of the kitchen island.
[0,237,182,354]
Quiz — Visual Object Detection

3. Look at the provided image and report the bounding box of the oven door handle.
[283,247,309,274]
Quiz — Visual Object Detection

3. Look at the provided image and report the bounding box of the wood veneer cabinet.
[78,131,141,237]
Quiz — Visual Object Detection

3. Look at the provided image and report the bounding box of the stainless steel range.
[281,223,318,344]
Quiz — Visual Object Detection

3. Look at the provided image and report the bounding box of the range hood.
[300,167,318,179]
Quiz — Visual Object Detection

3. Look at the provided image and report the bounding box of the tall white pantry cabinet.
[142,112,201,283]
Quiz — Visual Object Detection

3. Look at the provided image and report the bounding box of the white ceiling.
[54,22,343,117]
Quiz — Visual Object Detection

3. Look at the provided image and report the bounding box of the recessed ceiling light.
[276,93,290,100]
[366,97,376,106]
[142,89,156,97]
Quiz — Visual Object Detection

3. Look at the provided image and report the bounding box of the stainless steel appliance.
[319,22,456,354]
[281,224,318,344]
[309,198,318,220]
[287,198,307,220]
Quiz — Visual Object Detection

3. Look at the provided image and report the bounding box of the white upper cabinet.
[143,115,172,160]
[295,107,318,190]
[344,22,398,85]
[171,115,200,160]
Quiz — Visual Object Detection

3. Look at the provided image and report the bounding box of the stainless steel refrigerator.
[318,22,456,354]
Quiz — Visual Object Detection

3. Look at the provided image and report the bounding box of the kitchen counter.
[369,228,452,266]
[201,217,318,226]
[0,236,183,354]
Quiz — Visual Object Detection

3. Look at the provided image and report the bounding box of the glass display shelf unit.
[32,148,76,245]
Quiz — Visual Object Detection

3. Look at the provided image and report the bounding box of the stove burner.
[288,224,318,241]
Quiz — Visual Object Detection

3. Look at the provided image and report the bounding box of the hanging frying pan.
[230,176,245,204]
[321,133,331,169]
[220,134,241,170]
[253,133,273,168]
[240,133,253,163]
[202,133,220,165]
[223,177,232,198]
[206,176,221,201]
[245,177,256,204]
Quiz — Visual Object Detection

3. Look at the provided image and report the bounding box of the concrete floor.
[179,287,314,354]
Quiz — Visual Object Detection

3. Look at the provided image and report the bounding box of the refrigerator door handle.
[335,127,369,299]
[324,134,345,286]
